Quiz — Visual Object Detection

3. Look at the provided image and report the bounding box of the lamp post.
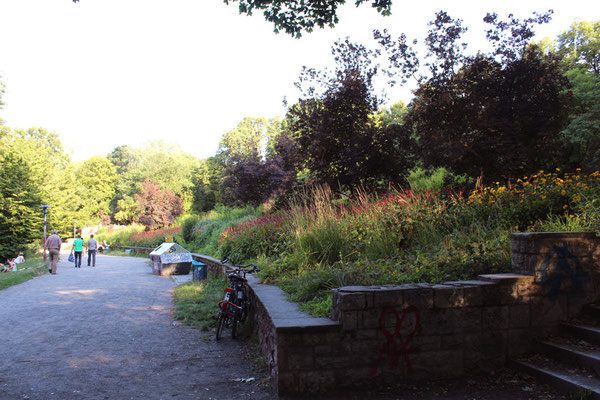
[40,204,50,262]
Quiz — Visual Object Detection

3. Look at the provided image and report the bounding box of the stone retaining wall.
[243,232,600,395]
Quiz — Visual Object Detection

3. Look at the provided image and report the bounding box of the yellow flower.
[563,204,568,209]
[556,168,561,171]
[569,215,574,218]
[561,190,566,195]
[541,195,547,199]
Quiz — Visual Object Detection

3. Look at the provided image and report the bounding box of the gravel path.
[0,253,275,400]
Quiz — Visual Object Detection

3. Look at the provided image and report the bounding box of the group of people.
[71,234,98,268]
[1,252,25,273]
[44,230,104,274]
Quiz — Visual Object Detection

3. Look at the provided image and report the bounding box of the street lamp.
[40,204,50,262]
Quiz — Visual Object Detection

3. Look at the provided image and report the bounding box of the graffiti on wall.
[537,242,588,301]
[370,305,420,376]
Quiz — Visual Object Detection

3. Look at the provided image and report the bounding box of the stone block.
[440,333,464,349]
[297,370,336,393]
[433,285,464,308]
[372,289,403,308]
[455,307,482,334]
[339,292,367,311]
[419,308,454,335]
[410,349,463,379]
[360,308,382,329]
[287,347,315,369]
[482,306,509,331]
[530,298,568,328]
[411,335,441,352]
[314,344,332,355]
[403,285,434,310]
[277,371,297,395]
[342,311,358,331]
[508,304,530,328]
[356,328,379,340]
[462,286,483,307]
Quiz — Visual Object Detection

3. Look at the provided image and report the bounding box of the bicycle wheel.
[215,312,225,341]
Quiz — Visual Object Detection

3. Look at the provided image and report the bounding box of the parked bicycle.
[215,257,260,340]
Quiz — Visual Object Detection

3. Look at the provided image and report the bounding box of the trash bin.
[192,260,207,281]
[149,242,193,276]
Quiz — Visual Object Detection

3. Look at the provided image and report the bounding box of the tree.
[378,11,569,182]
[223,0,392,37]
[556,20,600,75]
[220,153,290,206]
[135,180,183,231]
[0,152,42,259]
[559,69,600,170]
[285,38,413,189]
[113,141,199,215]
[113,196,139,225]
[0,126,75,234]
[75,156,118,226]
[191,158,222,213]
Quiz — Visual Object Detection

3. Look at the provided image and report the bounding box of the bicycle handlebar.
[221,256,260,274]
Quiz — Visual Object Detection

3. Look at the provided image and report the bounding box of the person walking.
[45,230,62,274]
[73,234,84,268]
[87,234,97,267]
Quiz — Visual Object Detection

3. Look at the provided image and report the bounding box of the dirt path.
[0,253,275,400]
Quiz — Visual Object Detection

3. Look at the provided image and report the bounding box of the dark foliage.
[409,49,569,181]
[378,10,569,182]
[220,153,293,207]
[286,39,413,190]
[135,180,183,231]
[222,0,392,37]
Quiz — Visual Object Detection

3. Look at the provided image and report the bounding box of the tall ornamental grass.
[210,170,600,317]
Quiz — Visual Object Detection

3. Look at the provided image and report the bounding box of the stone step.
[511,358,600,399]
[535,340,600,375]
[560,322,600,345]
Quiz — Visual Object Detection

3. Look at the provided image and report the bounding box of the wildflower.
[563,204,568,209]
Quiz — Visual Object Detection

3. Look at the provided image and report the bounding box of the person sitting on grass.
[1,258,15,272]
[1,262,8,272]
[13,252,24,267]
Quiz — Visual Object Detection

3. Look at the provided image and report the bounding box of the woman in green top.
[73,235,85,268]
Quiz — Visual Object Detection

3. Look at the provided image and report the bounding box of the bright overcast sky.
[0,0,598,161]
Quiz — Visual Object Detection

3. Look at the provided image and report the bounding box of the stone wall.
[245,232,600,395]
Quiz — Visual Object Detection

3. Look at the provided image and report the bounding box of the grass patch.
[0,256,47,290]
[173,277,227,330]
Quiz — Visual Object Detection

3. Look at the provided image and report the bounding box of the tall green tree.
[75,156,118,226]
[0,126,73,234]
[557,20,600,75]
[0,151,42,260]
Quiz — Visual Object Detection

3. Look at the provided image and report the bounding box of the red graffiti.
[370,305,420,375]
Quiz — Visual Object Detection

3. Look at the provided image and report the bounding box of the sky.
[0,0,598,162]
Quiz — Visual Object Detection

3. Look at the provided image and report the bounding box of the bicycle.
[215,257,260,340]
